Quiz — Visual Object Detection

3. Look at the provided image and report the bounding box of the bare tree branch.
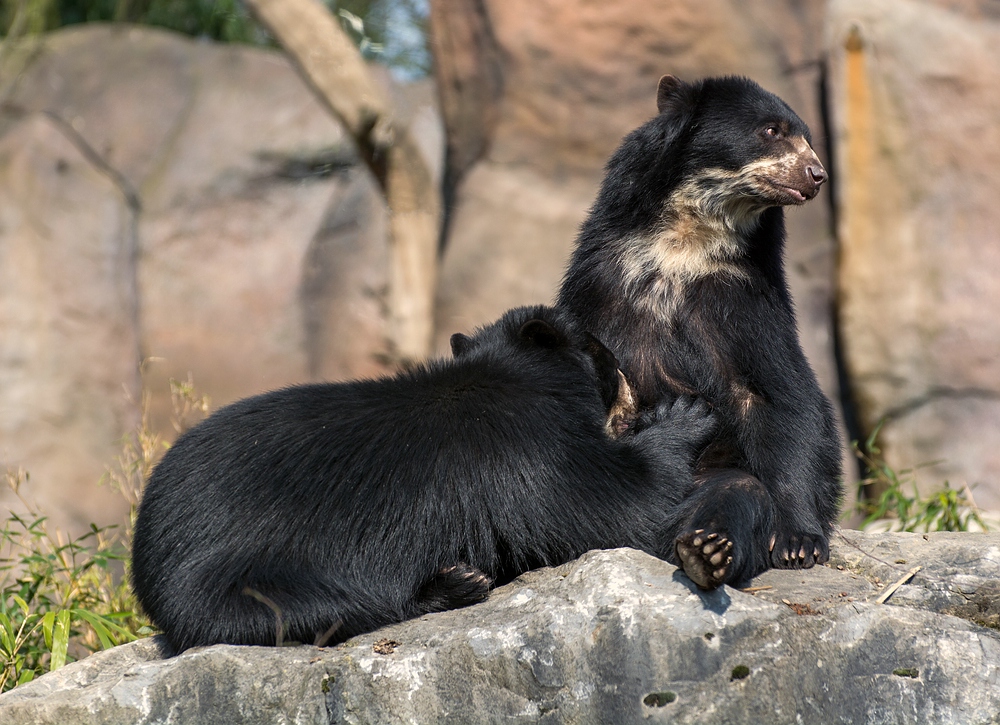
[244,0,441,363]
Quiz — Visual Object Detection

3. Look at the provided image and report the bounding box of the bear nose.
[807,164,827,187]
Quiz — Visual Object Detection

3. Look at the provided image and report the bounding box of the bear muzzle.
[785,142,827,202]
[753,142,827,205]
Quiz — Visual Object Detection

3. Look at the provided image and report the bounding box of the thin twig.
[875,566,922,604]
[835,530,949,587]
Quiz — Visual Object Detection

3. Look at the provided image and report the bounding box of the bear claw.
[768,531,829,570]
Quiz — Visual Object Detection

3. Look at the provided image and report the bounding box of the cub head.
[655,74,826,213]
[450,306,638,438]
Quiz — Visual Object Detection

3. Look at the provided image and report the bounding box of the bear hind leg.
[665,468,774,590]
[675,528,735,590]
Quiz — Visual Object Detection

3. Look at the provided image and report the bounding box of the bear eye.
[764,125,782,139]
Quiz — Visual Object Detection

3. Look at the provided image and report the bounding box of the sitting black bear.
[131,305,716,651]
[559,75,843,589]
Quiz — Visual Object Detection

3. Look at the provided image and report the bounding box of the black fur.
[131,305,717,651]
[559,75,842,587]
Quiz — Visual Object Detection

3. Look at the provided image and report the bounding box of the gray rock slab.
[831,528,1000,614]
[2,532,999,724]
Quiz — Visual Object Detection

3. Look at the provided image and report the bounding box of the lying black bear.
[131,305,716,651]
[559,75,842,589]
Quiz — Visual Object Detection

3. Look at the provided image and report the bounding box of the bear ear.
[450,333,474,357]
[586,334,622,410]
[519,319,568,350]
[656,74,686,114]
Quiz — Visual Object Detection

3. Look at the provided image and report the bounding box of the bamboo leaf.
[75,609,136,648]
[40,611,55,651]
[10,595,30,615]
[0,613,14,653]
[49,610,70,671]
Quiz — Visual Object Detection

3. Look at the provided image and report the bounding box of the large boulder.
[0,112,140,532]
[1,531,998,724]
[0,25,440,535]
[826,0,1000,509]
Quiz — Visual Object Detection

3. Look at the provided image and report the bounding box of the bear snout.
[807,162,827,187]
[795,146,827,199]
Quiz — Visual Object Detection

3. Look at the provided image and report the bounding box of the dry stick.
[834,530,966,595]
[314,620,343,648]
[875,566,922,604]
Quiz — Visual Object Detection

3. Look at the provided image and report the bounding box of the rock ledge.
[1,530,998,724]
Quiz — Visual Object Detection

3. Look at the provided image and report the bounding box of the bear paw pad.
[675,529,733,590]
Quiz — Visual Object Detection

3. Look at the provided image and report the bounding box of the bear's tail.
[150,567,404,653]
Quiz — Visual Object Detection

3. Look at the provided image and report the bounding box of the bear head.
[595,75,826,244]
[450,306,638,438]
[657,74,825,209]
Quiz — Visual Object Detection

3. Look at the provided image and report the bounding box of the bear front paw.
[768,530,829,570]
[654,395,718,454]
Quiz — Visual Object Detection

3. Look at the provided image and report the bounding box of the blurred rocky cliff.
[1,0,999,534]
[0,24,439,531]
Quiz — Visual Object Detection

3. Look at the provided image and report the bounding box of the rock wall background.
[0,25,435,531]
[827,0,1000,510]
[1,0,998,534]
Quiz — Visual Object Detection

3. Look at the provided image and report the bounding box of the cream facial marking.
[615,136,822,319]
[750,136,825,203]
[616,166,760,314]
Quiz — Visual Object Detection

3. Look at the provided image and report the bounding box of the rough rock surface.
[0,111,141,531]
[827,0,1000,508]
[0,25,440,535]
[2,531,998,724]
[433,162,595,338]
